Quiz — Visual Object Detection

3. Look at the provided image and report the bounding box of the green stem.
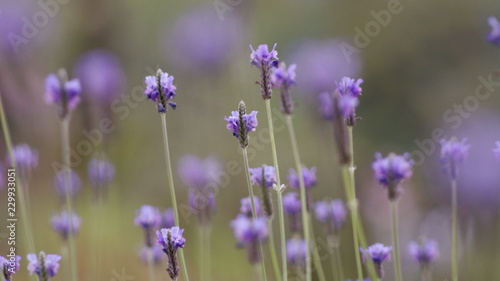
[61,118,78,281]
[451,179,458,281]
[328,235,344,281]
[309,216,327,281]
[391,201,402,281]
[147,247,157,281]
[199,225,211,281]
[285,115,311,281]
[264,99,287,281]
[268,221,283,281]
[160,114,189,281]
[421,266,432,281]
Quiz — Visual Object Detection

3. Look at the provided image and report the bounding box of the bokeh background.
[1,0,500,280]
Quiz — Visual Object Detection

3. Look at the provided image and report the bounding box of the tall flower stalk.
[144,69,189,281]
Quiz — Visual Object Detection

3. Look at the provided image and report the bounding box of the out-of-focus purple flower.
[0,255,21,279]
[361,243,392,278]
[487,17,500,46]
[27,252,61,278]
[144,70,177,113]
[178,155,222,189]
[283,192,302,215]
[314,199,347,234]
[318,92,334,120]
[408,239,439,266]
[286,238,306,266]
[166,6,244,71]
[74,50,125,104]
[225,102,258,148]
[250,44,279,68]
[249,165,276,188]
[88,157,115,189]
[188,189,216,225]
[230,214,269,264]
[240,196,263,217]
[288,166,317,189]
[160,208,175,229]
[51,211,82,240]
[53,170,82,198]
[271,63,297,89]
[335,77,363,124]
[7,144,38,179]
[45,70,82,119]
[440,138,470,180]
[156,227,186,280]
[134,205,161,229]
[336,77,363,98]
[139,245,166,264]
[493,141,500,160]
[372,152,413,200]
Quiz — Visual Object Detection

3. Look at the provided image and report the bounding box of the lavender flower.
[372,152,413,200]
[88,157,115,189]
[53,170,82,198]
[156,227,186,280]
[286,238,306,266]
[282,192,302,233]
[8,144,38,179]
[230,214,269,264]
[27,252,61,279]
[188,189,215,225]
[160,208,176,229]
[249,165,277,188]
[45,69,82,119]
[240,196,263,217]
[51,211,82,240]
[288,166,317,189]
[408,239,439,267]
[225,101,258,148]
[139,245,166,264]
[271,62,297,114]
[318,92,334,120]
[1,255,20,280]
[361,243,392,278]
[135,205,161,229]
[493,141,500,161]
[335,77,363,126]
[314,199,347,235]
[178,155,222,189]
[144,69,177,113]
[250,44,279,99]
[487,16,500,46]
[439,138,470,180]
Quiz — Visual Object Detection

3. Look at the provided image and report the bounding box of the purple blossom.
[271,63,297,89]
[487,16,500,46]
[314,199,347,233]
[134,205,161,229]
[440,138,470,180]
[45,71,82,118]
[88,157,115,189]
[336,77,363,97]
[53,170,82,198]
[51,211,82,240]
[8,144,38,179]
[249,165,276,188]
[335,77,363,123]
[178,155,222,189]
[224,108,258,144]
[318,92,334,120]
[230,215,269,245]
[372,153,413,200]
[188,189,216,224]
[27,252,61,278]
[240,196,263,217]
[139,245,166,264]
[144,70,177,113]
[282,192,302,215]
[408,239,439,266]
[0,255,21,279]
[288,166,317,189]
[160,208,176,229]
[493,141,500,161]
[286,238,306,266]
[156,226,186,253]
[74,49,125,104]
[250,44,279,68]
[362,243,392,265]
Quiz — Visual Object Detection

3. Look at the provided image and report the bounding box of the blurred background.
[1,0,500,280]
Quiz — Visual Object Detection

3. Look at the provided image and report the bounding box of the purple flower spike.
[45,70,82,119]
[250,44,279,68]
[240,196,263,217]
[335,77,363,125]
[230,214,269,264]
[134,205,161,229]
[178,155,222,189]
[139,245,166,264]
[318,92,334,120]
[51,211,82,240]
[156,227,186,280]
[225,101,258,148]
[372,152,413,200]
[53,170,82,198]
[88,157,115,189]
[271,63,297,89]
[408,239,439,266]
[144,69,177,113]
[493,141,500,161]
[440,138,470,180]
[0,255,21,279]
[487,16,500,46]
[283,192,302,215]
[8,144,38,179]
[249,165,277,188]
[286,238,306,266]
[314,199,347,234]
[336,77,363,97]
[288,166,317,189]
[27,252,61,279]
[361,243,392,278]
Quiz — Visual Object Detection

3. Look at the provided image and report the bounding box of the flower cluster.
[335,77,363,126]
[287,166,317,189]
[361,243,392,278]
[45,69,82,119]
[8,144,38,179]
[27,252,61,279]
[314,199,347,235]
[487,16,500,46]
[224,101,258,148]
[408,239,439,267]
[144,69,177,113]
[249,165,276,217]
[250,44,279,99]
[51,210,82,240]
[156,227,186,281]
[230,214,269,264]
[439,138,470,180]
[372,152,413,200]
[88,157,115,189]
[53,170,82,199]
[286,238,306,266]
[271,62,297,114]
[283,192,302,234]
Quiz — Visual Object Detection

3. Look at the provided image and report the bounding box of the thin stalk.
[199,225,211,281]
[285,115,311,281]
[61,118,78,281]
[328,235,344,281]
[391,201,402,281]
[268,221,283,281]
[160,114,189,281]
[264,99,287,281]
[0,94,35,255]
[421,266,432,281]
[147,247,157,281]
[451,179,458,281]
[309,217,327,281]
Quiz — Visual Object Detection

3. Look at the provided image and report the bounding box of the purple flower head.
[156,226,186,252]
[240,196,263,217]
[139,245,166,264]
[160,208,176,229]
[188,189,216,225]
[286,238,306,266]
[362,243,392,265]
[88,157,115,189]
[249,165,276,188]
[335,77,363,124]
[372,152,413,200]
[408,239,439,266]
[134,205,161,229]
[0,255,21,279]
[282,192,302,216]
[53,170,82,198]
[271,63,297,89]
[8,144,38,179]
[314,199,347,233]
[318,92,334,120]
[225,101,258,148]
[144,70,177,113]
[493,141,500,161]
[487,17,500,46]
[440,138,470,180]
[288,166,317,189]
[45,70,82,119]
[336,77,363,97]
[178,155,222,190]
[51,211,82,240]
[27,252,61,278]
[74,49,126,104]
[230,214,269,245]
[250,44,279,68]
